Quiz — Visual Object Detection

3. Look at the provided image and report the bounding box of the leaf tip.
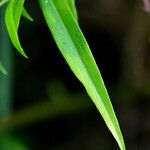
[2,69,8,75]
[0,64,7,75]
[19,48,28,59]
[23,53,28,59]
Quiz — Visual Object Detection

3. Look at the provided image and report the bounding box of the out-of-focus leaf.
[66,0,78,20]
[0,62,7,74]
[39,0,125,150]
[0,135,28,150]
[0,0,8,7]
[22,7,33,22]
[5,0,28,58]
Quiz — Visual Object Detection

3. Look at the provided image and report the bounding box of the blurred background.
[0,0,150,149]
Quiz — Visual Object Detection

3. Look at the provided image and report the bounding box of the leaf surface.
[5,0,28,58]
[66,0,78,20]
[39,0,125,150]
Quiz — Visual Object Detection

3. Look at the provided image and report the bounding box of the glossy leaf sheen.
[39,0,125,150]
[5,0,28,58]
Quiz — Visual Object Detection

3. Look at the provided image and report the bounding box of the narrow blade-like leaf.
[5,0,28,58]
[39,0,125,150]
[0,62,7,74]
[22,7,33,22]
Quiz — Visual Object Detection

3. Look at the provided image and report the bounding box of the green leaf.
[0,0,8,7]
[66,0,78,21]
[5,0,28,58]
[39,0,125,150]
[22,7,33,22]
[0,62,7,74]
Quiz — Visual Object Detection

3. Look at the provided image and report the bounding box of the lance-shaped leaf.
[0,62,7,74]
[39,0,125,150]
[66,0,78,20]
[5,0,28,58]
[22,7,33,22]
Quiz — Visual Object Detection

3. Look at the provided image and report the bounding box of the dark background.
[0,0,150,150]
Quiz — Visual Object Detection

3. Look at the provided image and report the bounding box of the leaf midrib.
[51,0,117,138]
